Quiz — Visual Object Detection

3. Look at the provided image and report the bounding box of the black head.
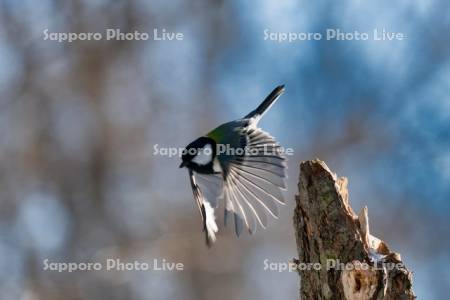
[179,137,217,174]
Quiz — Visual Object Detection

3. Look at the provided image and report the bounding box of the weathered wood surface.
[294,159,415,300]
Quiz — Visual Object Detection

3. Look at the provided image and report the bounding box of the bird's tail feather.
[245,85,285,120]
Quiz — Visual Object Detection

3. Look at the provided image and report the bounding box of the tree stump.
[293,159,415,300]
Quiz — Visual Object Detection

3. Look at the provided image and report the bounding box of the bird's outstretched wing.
[222,126,287,236]
[188,169,222,246]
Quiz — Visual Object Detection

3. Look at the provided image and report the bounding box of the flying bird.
[180,85,287,246]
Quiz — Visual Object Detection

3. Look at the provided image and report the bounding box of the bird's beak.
[179,161,188,168]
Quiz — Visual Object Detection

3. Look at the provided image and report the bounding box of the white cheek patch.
[192,144,213,165]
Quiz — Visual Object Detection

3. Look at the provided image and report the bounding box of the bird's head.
[179,137,217,172]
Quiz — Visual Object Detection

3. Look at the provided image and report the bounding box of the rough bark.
[294,159,415,300]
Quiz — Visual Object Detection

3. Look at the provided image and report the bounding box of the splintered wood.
[294,159,415,300]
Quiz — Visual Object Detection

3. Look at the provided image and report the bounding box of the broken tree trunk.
[293,159,415,300]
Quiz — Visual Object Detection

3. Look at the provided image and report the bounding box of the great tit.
[180,85,287,246]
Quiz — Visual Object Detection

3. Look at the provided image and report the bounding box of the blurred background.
[0,0,449,299]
